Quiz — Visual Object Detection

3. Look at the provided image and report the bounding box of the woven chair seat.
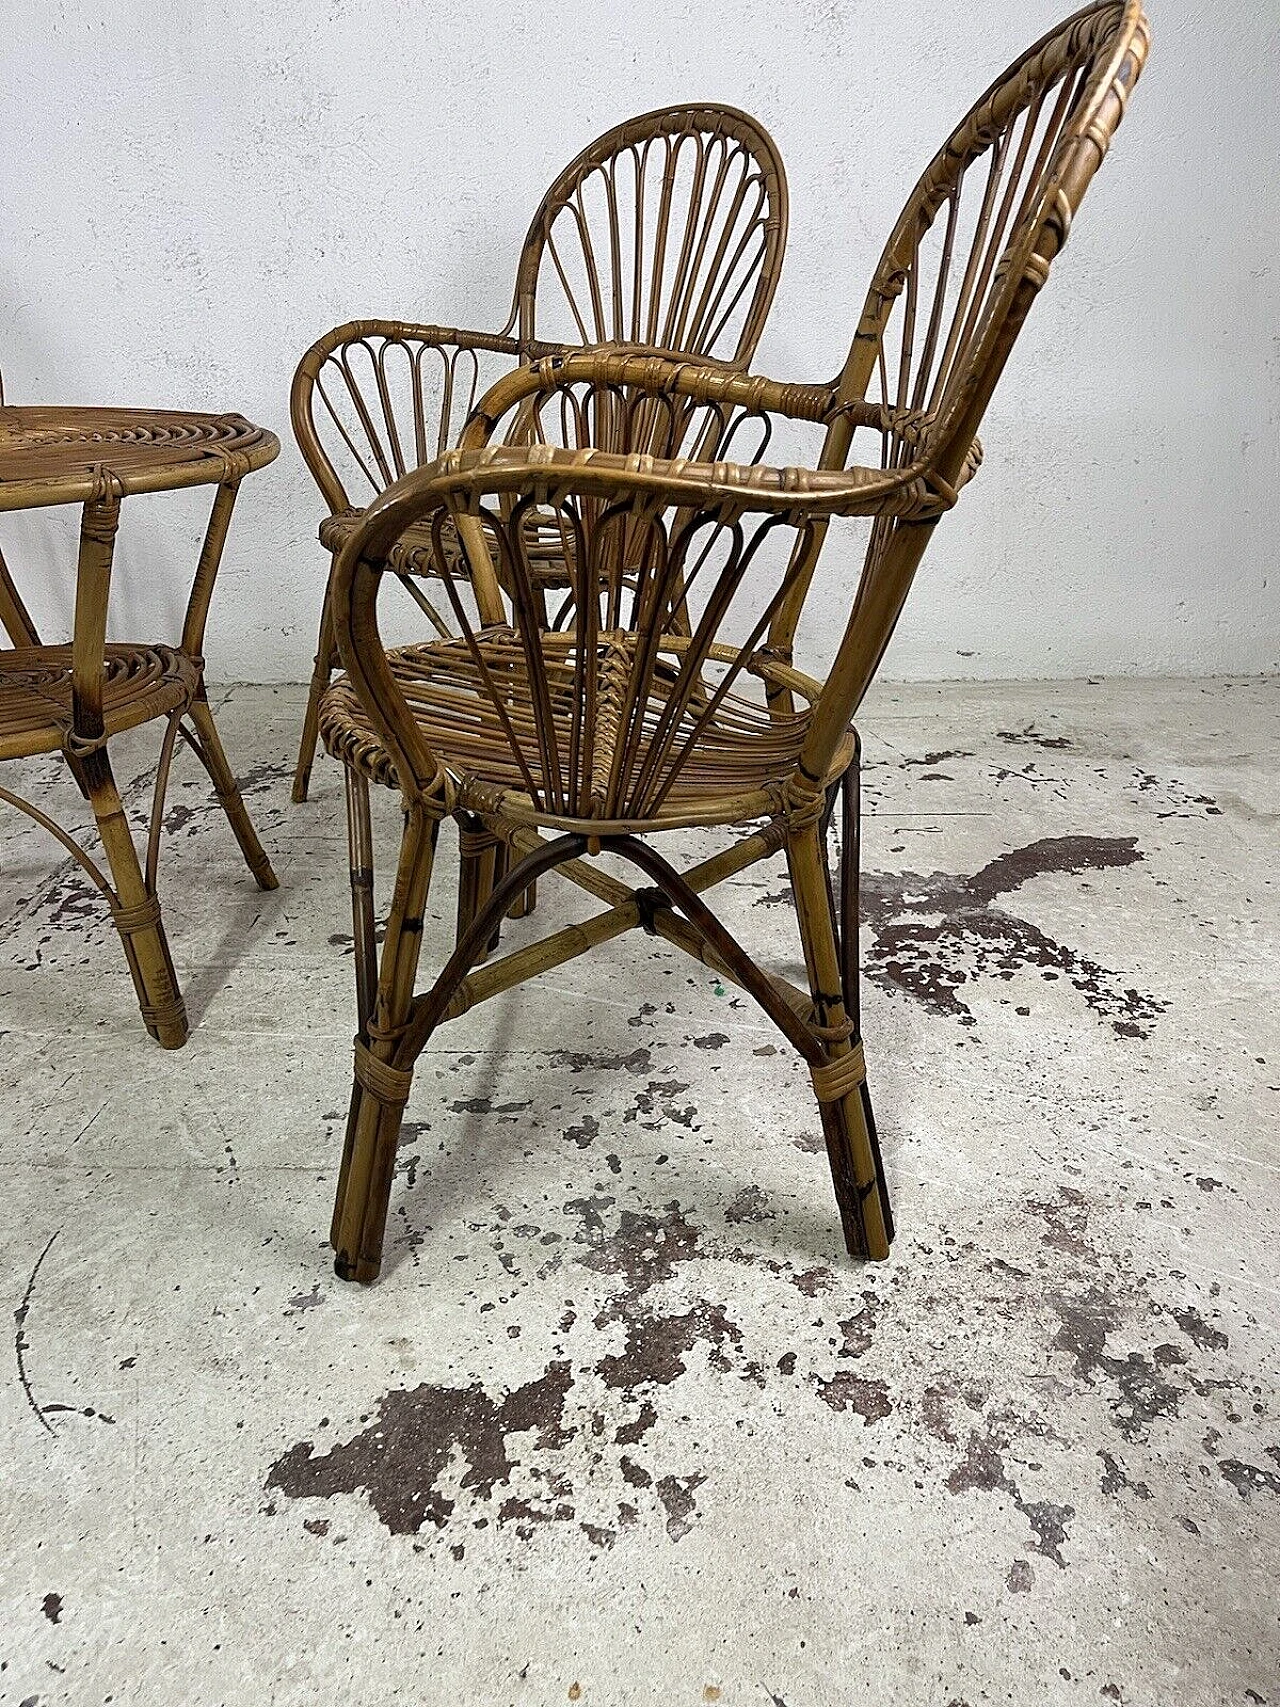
[320,509,442,578]
[319,507,576,592]
[319,630,852,829]
[0,643,199,761]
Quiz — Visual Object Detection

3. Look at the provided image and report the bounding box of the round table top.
[0,405,279,511]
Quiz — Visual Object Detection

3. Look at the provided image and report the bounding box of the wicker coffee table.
[0,403,279,1047]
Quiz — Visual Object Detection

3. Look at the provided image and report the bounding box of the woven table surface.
[0,405,278,509]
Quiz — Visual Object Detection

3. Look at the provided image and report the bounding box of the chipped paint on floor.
[0,678,1277,1705]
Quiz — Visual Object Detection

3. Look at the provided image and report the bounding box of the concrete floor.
[1,678,1277,1706]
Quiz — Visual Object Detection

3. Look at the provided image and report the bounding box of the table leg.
[185,691,279,891]
[82,743,189,1048]
[0,536,95,802]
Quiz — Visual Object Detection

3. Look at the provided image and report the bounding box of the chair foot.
[816,1077,891,1260]
[330,1074,412,1285]
[291,703,325,804]
[334,1247,380,1285]
[859,1076,895,1246]
[231,823,279,892]
[507,878,537,920]
[78,746,190,1048]
[293,587,337,806]
[292,692,325,805]
[151,1014,191,1050]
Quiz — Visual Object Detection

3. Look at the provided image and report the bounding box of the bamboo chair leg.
[184,693,278,891]
[787,819,891,1261]
[81,746,189,1049]
[332,804,439,1283]
[456,815,503,959]
[0,539,96,803]
[64,751,95,804]
[456,840,481,945]
[292,571,338,804]
[507,876,537,920]
[459,826,536,930]
[487,838,538,930]
[838,750,894,1244]
[490,837,510,939]
[345,765,377,1033]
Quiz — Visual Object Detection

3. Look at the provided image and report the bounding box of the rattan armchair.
[317,1,1149,1282]
[290,104,789,804]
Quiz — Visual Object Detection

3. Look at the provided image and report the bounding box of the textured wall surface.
[0,0,1276,682]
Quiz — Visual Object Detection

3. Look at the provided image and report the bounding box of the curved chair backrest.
[769,0,1152,677]
[336,3,1147,824]
[514,104,789,366]
[292,106,786,521]
[832,0,1148,478]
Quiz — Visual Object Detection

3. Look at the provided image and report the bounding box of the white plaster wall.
[0,0,1276,683]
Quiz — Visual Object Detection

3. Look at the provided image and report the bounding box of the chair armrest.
[291,319,526,517]
[433,432,967,525]
[460,349,839,452]
[331,385,979,809]
[459,348,979,502]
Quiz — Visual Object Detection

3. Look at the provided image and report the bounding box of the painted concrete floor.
[0,677,1276,1707]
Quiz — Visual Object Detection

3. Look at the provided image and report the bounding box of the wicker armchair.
[290,104,789,804]
[318,1,1149,1282]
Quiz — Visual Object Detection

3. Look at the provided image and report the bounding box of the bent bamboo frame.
[318,1,1149,1282]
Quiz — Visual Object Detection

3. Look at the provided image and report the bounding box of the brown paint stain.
[947,1428,1013,1496]
[263,1156,1255,1568]
[945,1415,1075,1567]
[836,1292,879,1358]
[861,835,1165,1036]
[1098,1450,1152,1501]
[790,1265,834,1296]
[1218,1457,1280,1500]
[1171,1306,1228,1353]
[578,1202,699,1295]
[813,1372,892,1424]
[267,1203,726,1547]
[594,1300,742,1391]
[656,1472,706,1540]
[266,1362,575,1534]
[996,726,1074,750]
[1049,1282,1190,1443]
[902,748,975,766]
[614,1400,658,1446]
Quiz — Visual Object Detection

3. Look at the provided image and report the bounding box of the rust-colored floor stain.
[860,835,1167,1036]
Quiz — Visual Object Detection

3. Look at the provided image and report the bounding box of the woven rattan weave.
[290,103,789,804]
[317,2,1149,1283]
[0,404,280,1047]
